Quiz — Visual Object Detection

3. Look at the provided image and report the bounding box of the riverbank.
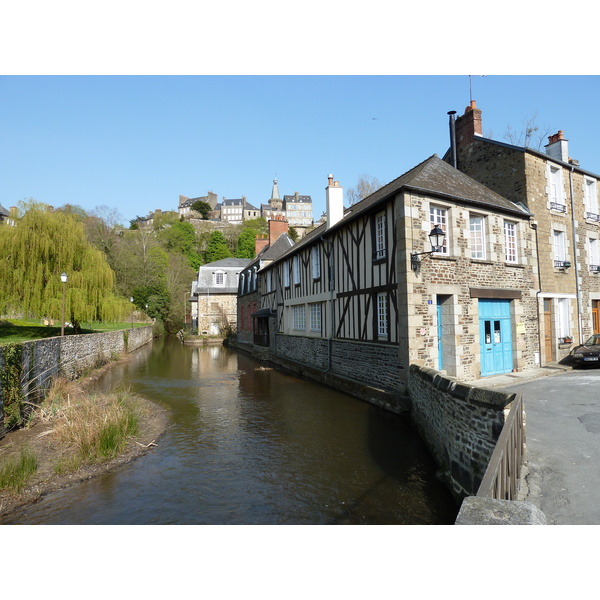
[0,357,169,521]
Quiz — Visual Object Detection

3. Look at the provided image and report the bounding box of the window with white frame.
[470,215,486,259]
[309,303,321,332]
[429,205,448,255]
[553,230,566,267]
[589,237,600,271]
[548,165,565,210]
[377,293,388,338]
[214,271,226,286]
[557,298,570,340]
[375,211,386,260]
[293,304,305,330]
[266,269,272,293]
[311,246,321,279]
[284,261,290,288]
[504,221,518,263]
[585,177,599,219]
[293,256,301,285]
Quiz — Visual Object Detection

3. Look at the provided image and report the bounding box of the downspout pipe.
[569,166,583,344]
[320,236,335,371]
[531,221,544,366]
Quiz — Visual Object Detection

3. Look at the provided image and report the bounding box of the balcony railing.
[477,393,525,501]
[554,260,571,269]
[586,212,600,222]
[550,202,567,213]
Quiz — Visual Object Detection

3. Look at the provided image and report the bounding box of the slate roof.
[283,194,312,204]
[194,258,251,294]
[0,205,10,218]
[273,154,531,261]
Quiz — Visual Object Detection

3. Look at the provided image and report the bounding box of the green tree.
[0,201,131,330]
[190,200,212,219]
[205,230,232,263]
[158,221,201,268]
[236,228,257,259]
[288,227,299,242]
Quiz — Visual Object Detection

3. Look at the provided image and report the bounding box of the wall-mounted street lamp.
[411,225,446,272]
[130,296,134,330]
[60,272,68,336]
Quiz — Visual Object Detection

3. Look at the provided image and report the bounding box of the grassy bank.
[0,375,165,510]
[0,318,149,345]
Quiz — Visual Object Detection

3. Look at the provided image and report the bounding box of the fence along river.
[2,337,458,524]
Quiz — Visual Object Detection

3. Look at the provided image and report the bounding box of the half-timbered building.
[247,156,539,395]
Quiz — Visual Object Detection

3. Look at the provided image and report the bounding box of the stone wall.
[0,326,154,436]
[274,334,404,394]
[408,363,516,500]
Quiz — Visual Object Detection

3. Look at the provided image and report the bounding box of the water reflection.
[3,338,458,524]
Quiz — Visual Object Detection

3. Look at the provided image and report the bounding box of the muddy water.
[5,338,458,524]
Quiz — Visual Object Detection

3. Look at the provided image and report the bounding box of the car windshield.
[584,335,600,347]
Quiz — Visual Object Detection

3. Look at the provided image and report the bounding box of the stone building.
[448,101,600,364]
[237,218,294,348]
[190,258,251,335]
[241,159,539,396]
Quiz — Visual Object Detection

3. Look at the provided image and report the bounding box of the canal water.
[4,338,458,524]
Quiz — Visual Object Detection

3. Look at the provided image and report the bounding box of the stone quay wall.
[408,363,517,501]
[0,326,154,435]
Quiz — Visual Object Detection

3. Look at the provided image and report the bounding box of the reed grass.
[0,447,38,492]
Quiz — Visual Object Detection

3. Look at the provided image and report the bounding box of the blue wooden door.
[479,299,513,376]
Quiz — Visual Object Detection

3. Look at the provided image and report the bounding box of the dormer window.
[214,271,226,286]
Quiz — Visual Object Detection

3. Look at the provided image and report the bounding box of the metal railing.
[477,393,525,500]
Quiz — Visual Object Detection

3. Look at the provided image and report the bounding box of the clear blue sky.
[2,75,599,226]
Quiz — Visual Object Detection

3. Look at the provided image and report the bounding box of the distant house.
[190,258,251,335]
[283,191,313,229]
[0,205,14,225]
[220,198,245,224]
[178,192,218,218]
[236,218,294,348]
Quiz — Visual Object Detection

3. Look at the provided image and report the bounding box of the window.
[214,271,226,286]
[589,238,600,271]
[284,261,290,288]
[377,293,388,338]
[430,205,448,255]
[470,215,486,259]
[309,303,321,332]
[557,298,570,339]
[311,246,321,279]
[585,177,599,219]
[293,256,301,285]
[504,221,518,263]
[266,270,272,293]
[549,165,565,210]
[553,230,566,267]
[293,305,305,330]
[375,211,386,260]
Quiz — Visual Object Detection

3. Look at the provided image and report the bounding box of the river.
[4,337,458,524]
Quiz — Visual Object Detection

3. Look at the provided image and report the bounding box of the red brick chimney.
[254,218,289,256]
[455,100,483,148]
[268,216,289,244]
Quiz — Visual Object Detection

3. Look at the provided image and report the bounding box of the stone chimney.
[455,100,483,149]
[326,174,343,230]
[545,130,569,163]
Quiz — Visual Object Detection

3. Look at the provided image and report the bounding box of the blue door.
[479,299,513,376]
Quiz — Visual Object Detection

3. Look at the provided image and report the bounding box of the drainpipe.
[569,166,583,344]
[320,236,335,371]
[531,221,544,366]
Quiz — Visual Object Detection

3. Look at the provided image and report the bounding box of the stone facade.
[453,103,600,363]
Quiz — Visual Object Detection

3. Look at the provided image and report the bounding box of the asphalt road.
[504,367,600,525]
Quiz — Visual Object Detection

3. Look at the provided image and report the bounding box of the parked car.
[571,334,600,366]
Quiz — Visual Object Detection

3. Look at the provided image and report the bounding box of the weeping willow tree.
[0,201,131,328]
